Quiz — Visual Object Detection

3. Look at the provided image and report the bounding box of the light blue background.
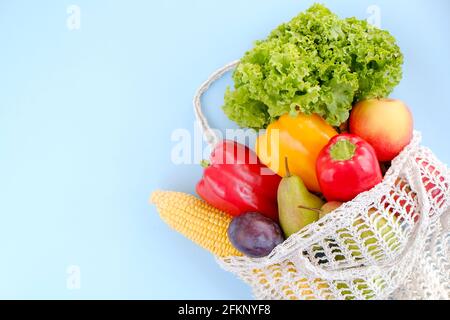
[0,0,449,299]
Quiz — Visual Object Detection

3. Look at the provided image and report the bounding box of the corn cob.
[150,190,242,257]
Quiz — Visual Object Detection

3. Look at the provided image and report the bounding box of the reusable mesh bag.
[194,61,450,300]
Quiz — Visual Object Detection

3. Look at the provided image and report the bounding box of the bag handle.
[193,60,240,148]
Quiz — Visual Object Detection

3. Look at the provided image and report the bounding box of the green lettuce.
[223,4,403,128]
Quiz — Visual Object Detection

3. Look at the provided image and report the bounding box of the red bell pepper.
[316,134,382,202]
[196,140,281,221]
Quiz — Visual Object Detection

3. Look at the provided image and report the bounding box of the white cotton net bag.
[194,61,450,300]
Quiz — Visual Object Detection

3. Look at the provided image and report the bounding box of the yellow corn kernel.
[150,191,242,257]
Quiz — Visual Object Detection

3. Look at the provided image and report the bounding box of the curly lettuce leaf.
[223,4,403,128]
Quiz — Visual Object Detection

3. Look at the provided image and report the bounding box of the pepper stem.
[330,139,356,161]
[284,157,291,177]
[200,160,210,168]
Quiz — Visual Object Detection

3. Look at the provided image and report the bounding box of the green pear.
[342,209,399,259]
[317,202,399,258]
[334,277,383,300]
[278,158,324,238]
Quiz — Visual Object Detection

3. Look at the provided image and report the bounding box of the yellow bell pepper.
[256,113,338,193]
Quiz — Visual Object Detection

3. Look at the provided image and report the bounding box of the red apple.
[388,178,418,223]
[418,159,448,209]
[349,99,413,162]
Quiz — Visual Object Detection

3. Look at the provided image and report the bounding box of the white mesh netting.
[194,62,450,300]
[216,133,449,300]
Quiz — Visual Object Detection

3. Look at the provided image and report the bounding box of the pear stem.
[284,157,291,177]
[297,205,323,214]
